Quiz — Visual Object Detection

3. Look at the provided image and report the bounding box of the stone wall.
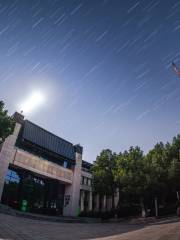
[63,151,82,216]
[14,149,73,184]
[0,123,21,201]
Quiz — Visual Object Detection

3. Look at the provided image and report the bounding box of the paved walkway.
[0,213,180,240]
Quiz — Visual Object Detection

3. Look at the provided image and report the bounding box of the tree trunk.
[154,196,158,218]
[140,197,146,218]
[117,187,121,209]
[112,192,115,210]
[177,191,180,201]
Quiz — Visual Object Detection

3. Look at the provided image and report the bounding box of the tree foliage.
[92,135,180,216]
[0,101,15,143]
[92,149,117,208]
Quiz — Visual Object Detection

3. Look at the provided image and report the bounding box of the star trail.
[0,0,180,162]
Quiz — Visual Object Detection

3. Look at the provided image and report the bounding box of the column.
[107,196,112,211]
[63,144,83,216]
[88,191,92,211]
[95,195,99,212]
[102,195,107,212]
[0,122,22,202]
[80,190,85,212]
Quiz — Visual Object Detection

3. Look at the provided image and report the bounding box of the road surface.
[0,213,180,240]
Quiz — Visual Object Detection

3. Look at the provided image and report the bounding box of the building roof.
[82,160,93,169]
[21,120,75,161]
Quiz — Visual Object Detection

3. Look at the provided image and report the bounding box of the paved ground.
[0,213,180,240]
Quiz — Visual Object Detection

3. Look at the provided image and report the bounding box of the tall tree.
[145,142,172,216]
[168,159,180,198]
[170,135,180,160]
[92,149,116,210]
[93,135,180,217]
[117,146,147,217]
[113,151,126,208]
[0,101,15,143]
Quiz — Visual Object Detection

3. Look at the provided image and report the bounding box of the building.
[0,112,94,216]
[0,112,118,216]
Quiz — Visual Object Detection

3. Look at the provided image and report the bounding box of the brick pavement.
[0,213,180,240]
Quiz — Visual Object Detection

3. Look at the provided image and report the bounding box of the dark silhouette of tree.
[0,101,15,143]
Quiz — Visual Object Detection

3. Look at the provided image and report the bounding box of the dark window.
[88,179,92,186]
[63,161,68,168]
[81,176,83,185]
[2,167,65,215]
[85,178,88,185]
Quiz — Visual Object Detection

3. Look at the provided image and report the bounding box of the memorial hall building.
[0,112,95,216]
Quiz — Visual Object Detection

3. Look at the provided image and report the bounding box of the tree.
[93,135,180,218]
[113,151,126,209]
[0,101,15,143]
[116,146,148,217]
[170,135,180,160]
[145,142,173,217]
[166,136,180,201]
[92,149,117,210]
[168,159,180,198]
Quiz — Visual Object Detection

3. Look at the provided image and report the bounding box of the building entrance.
[2,165,65,215]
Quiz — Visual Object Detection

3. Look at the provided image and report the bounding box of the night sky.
[1,0,180,163]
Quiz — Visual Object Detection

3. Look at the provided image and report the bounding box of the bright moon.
[20,91,45,114]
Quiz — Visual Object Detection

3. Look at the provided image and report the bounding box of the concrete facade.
[0,114,92,216]
[63,151,82,216]
[0,123,21,201]
[0,113,116,216]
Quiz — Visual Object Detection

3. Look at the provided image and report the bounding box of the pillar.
[80,190,85,212]
[102,195,107,211]
[88,191,92,211]
[107,196,112,211]
[0,121,22,202]
[95,195,99,212]
[63,144,83,216]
